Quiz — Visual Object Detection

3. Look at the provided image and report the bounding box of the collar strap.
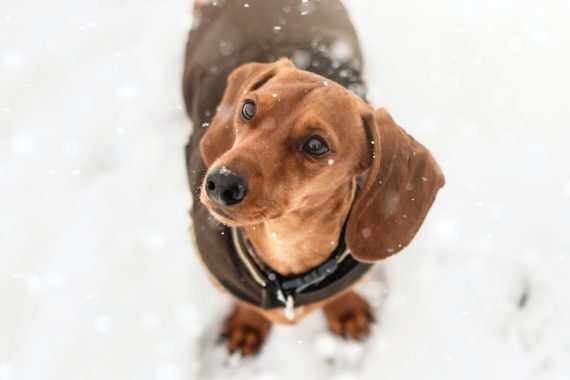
[235,219,351,296]
[231,223,351,321]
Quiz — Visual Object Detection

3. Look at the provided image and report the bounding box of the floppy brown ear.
[346,108,445,262]
[199,59,293,166]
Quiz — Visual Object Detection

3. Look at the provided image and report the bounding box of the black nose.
[204,167,249,206]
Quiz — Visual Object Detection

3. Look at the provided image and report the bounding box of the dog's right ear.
[199,59,294,166]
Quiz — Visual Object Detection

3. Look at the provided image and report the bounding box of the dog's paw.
[323,291,375,340]
[221,304,272,356]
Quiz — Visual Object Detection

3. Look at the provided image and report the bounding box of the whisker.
[263,213,272,227]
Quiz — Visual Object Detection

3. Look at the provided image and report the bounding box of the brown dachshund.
[183,0,445,356]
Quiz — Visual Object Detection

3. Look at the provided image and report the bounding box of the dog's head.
[199,59,444,262]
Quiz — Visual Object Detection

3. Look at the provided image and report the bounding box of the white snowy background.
[1,0,570,379]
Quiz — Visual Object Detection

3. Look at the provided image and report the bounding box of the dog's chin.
[206,205,281,227]
[206,207,256,227]
[207,207,240,227]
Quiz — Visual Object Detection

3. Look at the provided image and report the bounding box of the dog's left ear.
[346,108,445,262]
[200,59,294,166]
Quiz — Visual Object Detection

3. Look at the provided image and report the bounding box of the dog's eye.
[241,101,256,121]
[301,136,329,157]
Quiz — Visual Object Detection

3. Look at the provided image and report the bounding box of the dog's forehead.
[255,70,358,113]
[272,68,349,94]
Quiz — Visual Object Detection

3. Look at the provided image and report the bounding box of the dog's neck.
[242,181,357,276]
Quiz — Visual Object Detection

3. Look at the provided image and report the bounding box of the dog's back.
[183,0,365,128]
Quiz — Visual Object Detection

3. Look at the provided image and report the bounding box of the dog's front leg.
[221,302,272,356]
[323,290,375,340]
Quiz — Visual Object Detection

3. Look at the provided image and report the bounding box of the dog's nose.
[205,167,249,206]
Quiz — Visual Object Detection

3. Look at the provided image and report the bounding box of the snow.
[218,166,233,176]
[218,40,234,56]
[291,50,311,69]
[330,39,353,63]
[1,0,570,379]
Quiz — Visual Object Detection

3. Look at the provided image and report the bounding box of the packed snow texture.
[1,0,570,379]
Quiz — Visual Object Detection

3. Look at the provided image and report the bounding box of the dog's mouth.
[211,207,237,221]
[206,204,282,227]
[206,205,251,227]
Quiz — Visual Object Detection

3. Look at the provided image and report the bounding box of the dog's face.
[199,59,445,262]
[200,61,369,226]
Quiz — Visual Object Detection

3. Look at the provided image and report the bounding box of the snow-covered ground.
[1,0,570,379]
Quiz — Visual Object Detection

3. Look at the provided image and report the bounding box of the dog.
[183,0,445,356]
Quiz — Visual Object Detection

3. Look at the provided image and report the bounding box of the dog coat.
[183,0,372,310]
